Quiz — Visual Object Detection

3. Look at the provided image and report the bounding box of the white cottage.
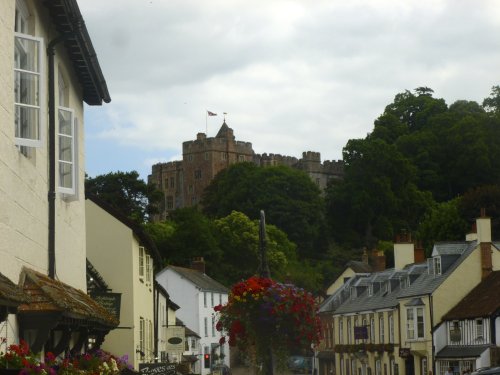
[156,258,230,375]
[0,0,114,354]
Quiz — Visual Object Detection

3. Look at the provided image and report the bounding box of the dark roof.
[215,122,232,138]
[86,258,109,292]
[86,195,162,266]
[442,271,500,320]
[184,326,201,339]
[166,266,228,293]
[346,260,373,273]
[398,241,476,299]
[0,272,29,306]
[436,345,490,358]
[18,267,118,327]
[43,0,110,105]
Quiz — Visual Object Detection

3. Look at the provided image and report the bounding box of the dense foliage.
[202,163,327,259]
[90,85,500,293]
[85,171,161,223]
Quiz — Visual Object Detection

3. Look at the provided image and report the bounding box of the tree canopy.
[202,163,327,259]
[85,171,161,223]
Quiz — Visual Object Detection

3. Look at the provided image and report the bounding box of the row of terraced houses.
[316,214,500,375]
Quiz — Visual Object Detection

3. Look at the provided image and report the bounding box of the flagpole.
[205,110,208,135]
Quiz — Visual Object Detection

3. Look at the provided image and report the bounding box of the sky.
[79,0,500,182]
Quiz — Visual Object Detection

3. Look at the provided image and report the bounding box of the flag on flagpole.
[207,111,217,116]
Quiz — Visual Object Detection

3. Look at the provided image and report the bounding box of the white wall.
[0,0,87,292]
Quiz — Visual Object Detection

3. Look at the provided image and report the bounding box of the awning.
[17,267,119,353]
[182,355,199,363]
[436,345,490,359]
[317,351,336,359]
[0,272,30,321]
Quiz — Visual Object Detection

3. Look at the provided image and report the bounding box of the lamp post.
[258,210,273,375]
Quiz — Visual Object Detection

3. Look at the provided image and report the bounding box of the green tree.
[164,208,222,269]
[416,198,468,256]
[326,138,433,248]
[459,185,500,240]
[211,211,298,286]
[483,85,500,115]
[202,163,326,259]
[85,171,161,223]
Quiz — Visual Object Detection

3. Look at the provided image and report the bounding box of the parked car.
[471,368,500,375]
[287,356,312,374]
[211,364,231,375]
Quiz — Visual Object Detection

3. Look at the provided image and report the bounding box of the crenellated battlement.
[150,121,344,217]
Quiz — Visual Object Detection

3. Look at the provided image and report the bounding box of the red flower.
[219,337,226,345]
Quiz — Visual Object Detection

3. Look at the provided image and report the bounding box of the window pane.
[417,308,424,338]
[15,36,39,72]
[15,71,39,105]
[59,136,72,162]
[15,105,39,140]
[59,109,73,135]
[59,162,73,189]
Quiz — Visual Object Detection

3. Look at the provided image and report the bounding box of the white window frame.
[14,32,45,148]
[139,246,145,280]
[139,317,145,356]
[379,315,385,343]
[370,317,375,343]
[57,107,77,195]
[389,314,394,343]
[433,257,442,275]
[406,306,425,340]
[145,254,151,283]
[204,317,208,337]
[475,319,484,341]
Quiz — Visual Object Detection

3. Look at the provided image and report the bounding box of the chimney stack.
[362,248,369,265]
[191,257,206,274]
[371,249,386,272]
[414,241,426,263]
[476,209,492,280]
[394,231,415,269]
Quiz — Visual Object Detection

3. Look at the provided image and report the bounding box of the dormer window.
[350,287,357,299]
[433,257,442,275]
[368,284,373,296]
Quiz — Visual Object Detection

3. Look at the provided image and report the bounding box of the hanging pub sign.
[139,363,177,375]
[354,326,368,340]
[90,292,121,320]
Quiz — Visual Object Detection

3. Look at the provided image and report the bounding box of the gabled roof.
[165,266,228,293]
[346,260,373,273]
[86,195,162,266]
[177,318,200,338]
[398,241,476,299]
[442,271,500,320]
[0,272,29,306]
[43,0,111,105]
[18,267,118,327]
[432,242,470,256]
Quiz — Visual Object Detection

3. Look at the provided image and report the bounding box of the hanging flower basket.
[214,276,321,367]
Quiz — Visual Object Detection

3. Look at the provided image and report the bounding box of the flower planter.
[0,369,21,375]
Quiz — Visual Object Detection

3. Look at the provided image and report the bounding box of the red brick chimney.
[414,241,425,263]
[191,257,206,274]
[370,249,386,272]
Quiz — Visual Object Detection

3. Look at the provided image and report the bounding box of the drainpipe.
[47,32,76,278]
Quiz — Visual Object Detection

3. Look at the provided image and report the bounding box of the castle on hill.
[148,121,344,220]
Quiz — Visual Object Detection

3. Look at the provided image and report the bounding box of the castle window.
[188,154,193,162]
[170,177,175,188]
[194,170,202,179]
[205,152,209,160]
[221,152,228,160]
[188,185,193,193]
[166,196,173,209]
[238,155,245,162]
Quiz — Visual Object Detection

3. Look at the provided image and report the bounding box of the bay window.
[406,307,425,340]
